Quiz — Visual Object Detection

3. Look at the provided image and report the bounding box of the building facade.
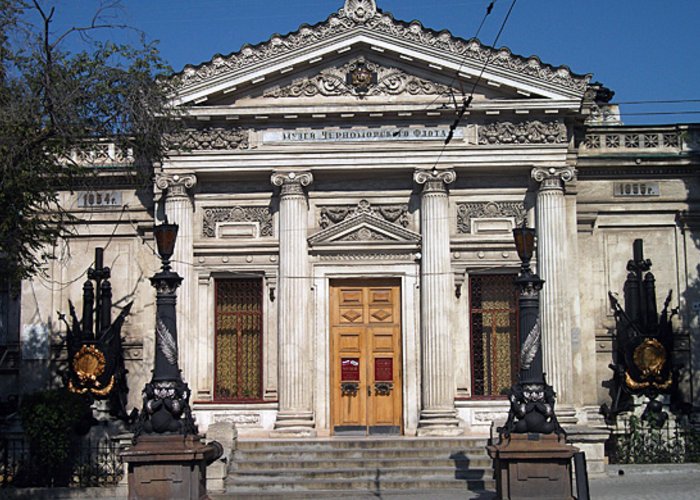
[4,0,699,439]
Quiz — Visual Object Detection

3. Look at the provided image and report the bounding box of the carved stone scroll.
[478,120,567,145]
[319,199,409,229]
[166,127,249,151]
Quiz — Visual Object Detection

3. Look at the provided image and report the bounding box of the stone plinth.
[121,435,222,500]
[487,433,578,499]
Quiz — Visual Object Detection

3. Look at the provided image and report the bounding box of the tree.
[0,0,175,287]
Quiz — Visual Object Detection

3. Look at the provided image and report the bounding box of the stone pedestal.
[205,422,238,493]
[487,433,578,499]
[121,435,223,500]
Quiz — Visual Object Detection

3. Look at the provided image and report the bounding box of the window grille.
[214,279,263,402]
[469,274,519,397]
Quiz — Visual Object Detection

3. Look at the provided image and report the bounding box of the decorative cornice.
[414,168,456,194]
[156,173,197,198]
[202,206,273,238]
[263,56,452,99]
[166,127,249,151]
[456,201,525,234]
[531,166,576,191]
[271,171,313,197]
[171,2,590,96]
[478,120,567,145]
[320,199,409,229]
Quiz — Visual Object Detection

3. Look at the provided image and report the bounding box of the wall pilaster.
[270,171,315,436]
[414,168,462,436]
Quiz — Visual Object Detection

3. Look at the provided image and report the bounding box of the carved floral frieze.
[202,206,273,238]
[456,201,525,234]
[263,57,452,98]
[167,127,249,151]
[478,120,567,145]
[319,199,409,229]
[172,1,589,95]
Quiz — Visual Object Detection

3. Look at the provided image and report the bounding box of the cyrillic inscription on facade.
[613,182,659,197]
[77,191,122,208]
[263,126,463,144]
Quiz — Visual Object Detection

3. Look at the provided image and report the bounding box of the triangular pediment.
[309,202,421,246]
[170,0,591,107]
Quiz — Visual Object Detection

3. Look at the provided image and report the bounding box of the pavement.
[297,463,700,500]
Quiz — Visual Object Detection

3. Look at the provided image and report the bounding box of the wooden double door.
[330,280,402,435]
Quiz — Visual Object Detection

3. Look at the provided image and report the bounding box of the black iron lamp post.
[500,225,564,437]
[134,219,196,436]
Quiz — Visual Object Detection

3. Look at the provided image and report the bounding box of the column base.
[272,410,316,437]
[417,409,463,436]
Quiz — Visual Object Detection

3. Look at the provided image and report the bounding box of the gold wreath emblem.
[69,345,115,396]
[351,67,372,89]
[633,338,666,378]
[73,344,106,382]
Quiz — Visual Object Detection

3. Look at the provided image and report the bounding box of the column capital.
[414,168,456,194]
[531,166,576,191]
[271,171,313,197]
[156,173,197,198]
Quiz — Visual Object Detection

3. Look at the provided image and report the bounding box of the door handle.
[367,385,371,397]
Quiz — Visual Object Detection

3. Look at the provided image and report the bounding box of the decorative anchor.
[601,239,678,427]
[60,247,133,421]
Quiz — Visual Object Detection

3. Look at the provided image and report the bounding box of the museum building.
[4,0,699,440]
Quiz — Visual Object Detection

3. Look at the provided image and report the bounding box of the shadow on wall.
[679,126,700,412]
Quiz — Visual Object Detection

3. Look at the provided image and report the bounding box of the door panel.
[331,280,402,435]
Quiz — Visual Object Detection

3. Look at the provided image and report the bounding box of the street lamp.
[134,219,196,435]
[500,225,563,436]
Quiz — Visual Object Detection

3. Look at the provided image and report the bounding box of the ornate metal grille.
[469,274,519,397]
[215,279,263,402]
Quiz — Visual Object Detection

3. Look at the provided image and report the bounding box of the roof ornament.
[340,0,377,23]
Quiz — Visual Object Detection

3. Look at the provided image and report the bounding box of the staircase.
[218,437,495,498]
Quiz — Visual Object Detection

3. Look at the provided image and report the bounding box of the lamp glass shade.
[512,226,535,262]
[154,222,178,261]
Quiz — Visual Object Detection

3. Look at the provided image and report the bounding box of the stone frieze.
[263,57,453,98]
[202,206,273,238]
[478,120,567,145]
[167,127,249,151]
[456,201,525,234]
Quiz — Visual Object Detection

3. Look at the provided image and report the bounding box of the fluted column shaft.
[155,173,196,385]
[532,166,575,405]
[271,171,315,434]
[414,169,461,435]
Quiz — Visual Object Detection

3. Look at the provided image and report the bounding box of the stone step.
[235,456,493,471]
[234,447,487,461]
[225,477,494,493]
[212,488,494,500]
[232,466,491,481]
[236,437,488,450]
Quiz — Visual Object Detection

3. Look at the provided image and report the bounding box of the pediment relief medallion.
[172,1,588,96]
[263,57,453,99]
[319,199,409,229]
[203,206,272,238]
[167,127,249,151]
[456,201,525,234]
[478,120,567,145]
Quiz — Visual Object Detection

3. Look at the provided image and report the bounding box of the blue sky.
[34,0,700,124]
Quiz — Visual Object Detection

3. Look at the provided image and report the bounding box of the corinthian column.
[414,168,462,436]
[155,173,197,386]
[270,171,315,436]
[531,166,575,405]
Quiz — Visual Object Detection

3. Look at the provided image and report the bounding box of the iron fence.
[608,416,700,464]
[0,437,123,488]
